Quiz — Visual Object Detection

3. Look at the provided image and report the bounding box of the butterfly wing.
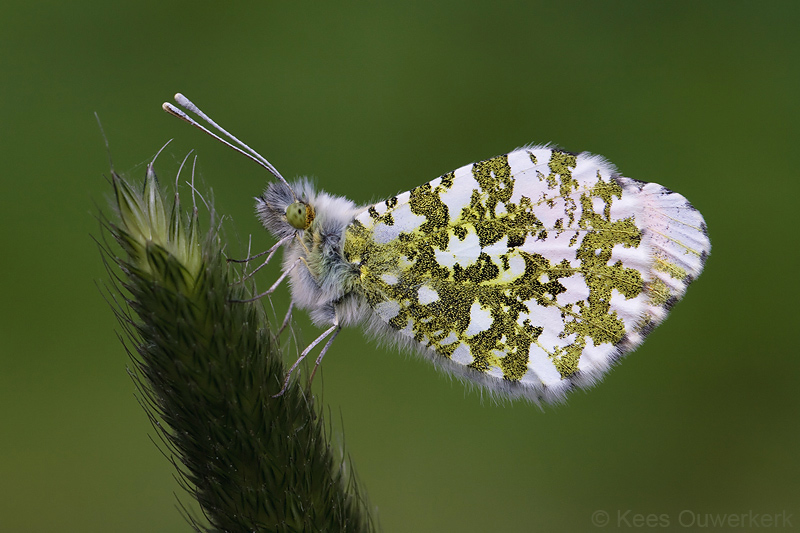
[342,146,709,403]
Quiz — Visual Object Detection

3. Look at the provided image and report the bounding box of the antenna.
[162,93,291,189]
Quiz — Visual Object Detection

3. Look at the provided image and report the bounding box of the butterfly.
[163,93,710,404]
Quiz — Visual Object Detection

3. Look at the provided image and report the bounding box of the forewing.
[342,146,709,402]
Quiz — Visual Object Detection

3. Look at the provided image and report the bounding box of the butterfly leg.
[230,257,302,303]
[307,325,341,385]
[273,321,341,398]
[228,234,293,282]
[277,300,294,336]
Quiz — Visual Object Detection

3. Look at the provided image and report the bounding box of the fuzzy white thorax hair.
[255,178,370,327]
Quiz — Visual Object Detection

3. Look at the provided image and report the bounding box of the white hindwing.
[341,145,709,403]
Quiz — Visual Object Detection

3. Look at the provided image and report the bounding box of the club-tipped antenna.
[162,93,291,189]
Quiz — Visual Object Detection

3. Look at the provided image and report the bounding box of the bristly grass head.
[100,154,376,532]
[111,161,202,287]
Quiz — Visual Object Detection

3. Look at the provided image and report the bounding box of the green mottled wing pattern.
[342,146,708,401]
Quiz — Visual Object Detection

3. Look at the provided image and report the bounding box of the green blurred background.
[2,1,799,531]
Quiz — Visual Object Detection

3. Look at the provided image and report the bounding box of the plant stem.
[101,161,375,532]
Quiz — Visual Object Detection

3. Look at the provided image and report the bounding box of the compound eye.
[285,201,315,230]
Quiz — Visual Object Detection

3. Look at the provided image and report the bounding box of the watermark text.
[590,509,793,528]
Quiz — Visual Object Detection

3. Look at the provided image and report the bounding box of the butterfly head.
[256,180,307,239]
